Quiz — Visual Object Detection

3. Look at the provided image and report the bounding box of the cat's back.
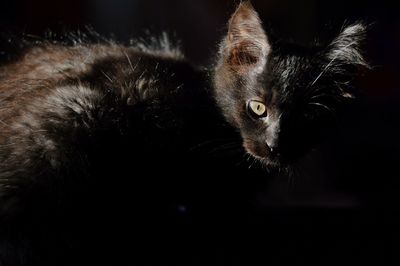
[0,43,135,84]
[0,38,187,139]
[0,36,201,215]
[0,43,133,110]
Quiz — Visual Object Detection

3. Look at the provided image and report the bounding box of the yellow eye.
[247,100,267,118]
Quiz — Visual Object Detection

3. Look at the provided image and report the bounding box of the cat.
[0,33,186,212]
[0,32,242,266]
[213,2,369,167]
[0,3,369,264]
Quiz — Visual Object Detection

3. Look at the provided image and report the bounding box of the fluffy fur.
[0,29,233,255]
[0,31,239,265]
[213,2,369,166]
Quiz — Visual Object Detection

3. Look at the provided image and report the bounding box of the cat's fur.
[213,2,368,166]
[0,3,370,264]
[0,35,180,212]
[0,32,239,266]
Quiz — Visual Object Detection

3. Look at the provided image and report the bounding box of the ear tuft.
[327,23,369,68]
[321,23,369,99]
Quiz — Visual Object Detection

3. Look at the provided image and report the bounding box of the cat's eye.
[247,100,267,118]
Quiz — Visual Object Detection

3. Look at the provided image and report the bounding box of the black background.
[0,0,399,265]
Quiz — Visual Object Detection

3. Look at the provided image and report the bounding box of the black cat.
[213,2,368,167]
[0,33,244,265]
[0,2,370,265]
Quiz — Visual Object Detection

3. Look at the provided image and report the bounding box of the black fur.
[213,2,368,167]
[0,32,242,266]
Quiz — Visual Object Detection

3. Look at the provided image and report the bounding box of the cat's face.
[213,2,367,166]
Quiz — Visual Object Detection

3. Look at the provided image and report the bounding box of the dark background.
[0,0,399,265]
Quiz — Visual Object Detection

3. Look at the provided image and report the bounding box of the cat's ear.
[324,24,369,98]
[327,23,369,69]
[221,1,271,73]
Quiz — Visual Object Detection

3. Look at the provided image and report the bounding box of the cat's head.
[213,2,368,166]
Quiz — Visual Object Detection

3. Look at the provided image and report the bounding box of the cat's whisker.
[311,40,358,87]
[303,85,327,99]
[310,59,335,87]
[245,153,252,163]
[205,142,243,156]
[309,102,338,120]
[308,93,330,101]
[308,102,336,115]
[236,153,251,167]
[248,156,256,169]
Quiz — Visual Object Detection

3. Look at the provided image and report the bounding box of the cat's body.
[0,35,206,207]
[0,3,369,265]
[0,35,242,266]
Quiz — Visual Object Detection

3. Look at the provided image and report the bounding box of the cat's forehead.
[241,52,317,110]
[262,53,313,93]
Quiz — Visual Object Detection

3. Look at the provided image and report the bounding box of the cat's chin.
[243,141,291,169]
[249,153,285,169]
